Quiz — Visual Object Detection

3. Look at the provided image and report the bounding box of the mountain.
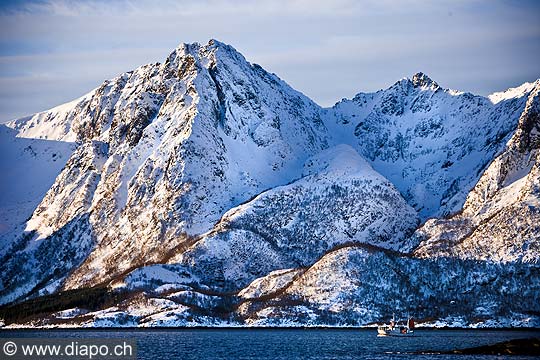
[0,39,333,304]
[325,73,535,220]
[0,40,538,328]
[161,144,417,293]
[414,83,540,262]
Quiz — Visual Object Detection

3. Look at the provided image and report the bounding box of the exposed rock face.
[411,72,440,90]
[0,40,538,328]
[325,75,533,220]
[1,39,332,302]
[165,145,418,293]
[414,84,540,263]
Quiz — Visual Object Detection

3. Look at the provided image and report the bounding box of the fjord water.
[2,329,539,359]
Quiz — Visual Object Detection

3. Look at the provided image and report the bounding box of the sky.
[0,0,539,122]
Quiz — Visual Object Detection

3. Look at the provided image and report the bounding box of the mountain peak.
[207,38,226,48]
[168,39,246,68]
[170,39,230,56]
[411,72,439,90]
[174,41,202,54]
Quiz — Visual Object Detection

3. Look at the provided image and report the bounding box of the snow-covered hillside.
[0,125,75,244]
[8,244,538,328]
[414,82,540,262]
[325,73,534,220]
[236,246,540,327]
[0,39,538,328]
[161,144,417,292]
[0,40,334,305]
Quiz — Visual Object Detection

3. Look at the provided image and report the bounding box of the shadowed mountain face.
[326,73,533,220]
[0,125,76,238]
[414,86,540,263]
[0,40,538,328]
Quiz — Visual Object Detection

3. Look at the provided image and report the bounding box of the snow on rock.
[239,268,302,300]
[25,141,108,240]
[237,246,540,327]
[325,73,536,220]
[414,83,540,263]
[0,39,538,328]
[0,39,330,305]
[488,80,539,104]
[5,93,93,142]
[166,144,418,292]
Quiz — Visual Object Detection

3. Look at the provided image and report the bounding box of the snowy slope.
[96,145,416,294]
[0,39,538,328]
[414,82,540,262]
[160,144,417,292]
[236,246,540,327]
[17,244,539,328]
[6,94,91,142]
[5,74,129,143]
[0,125,76,245]
[0,40,332,304]
[326,73,536,220]
[488,81,538,104]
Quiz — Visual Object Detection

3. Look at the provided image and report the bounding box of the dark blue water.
[1,328,539,359]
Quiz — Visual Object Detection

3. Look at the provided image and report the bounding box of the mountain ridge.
[0,39,538,328]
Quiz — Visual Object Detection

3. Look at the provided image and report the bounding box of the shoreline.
[2,326,540,331]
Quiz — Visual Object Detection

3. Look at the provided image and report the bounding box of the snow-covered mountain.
[325,73,534,220]
[161,144,417,292]
[1,39,333,304]
[0,40,538,328]
[414,83,540,263]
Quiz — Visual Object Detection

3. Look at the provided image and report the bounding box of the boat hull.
[377,332,415,337]
[377,326,414,337]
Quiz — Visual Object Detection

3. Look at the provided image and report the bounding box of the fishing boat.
[377,314,415,337]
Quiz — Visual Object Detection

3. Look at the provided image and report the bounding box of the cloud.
[0,0,538,121]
